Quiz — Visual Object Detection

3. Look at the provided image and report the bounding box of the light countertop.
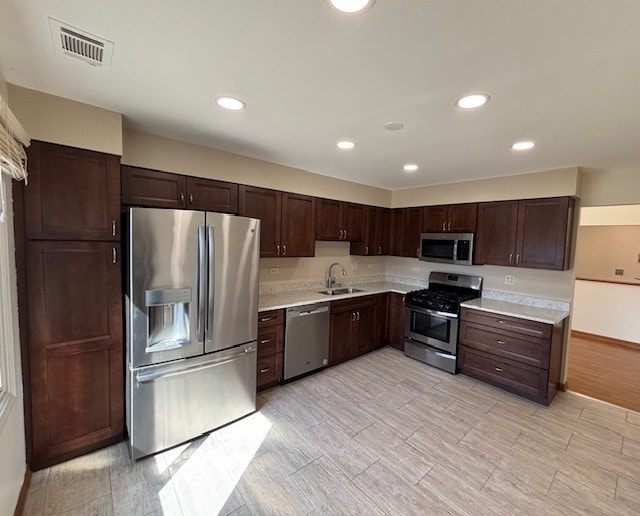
[461,297,570,325]
[259,281,415,312]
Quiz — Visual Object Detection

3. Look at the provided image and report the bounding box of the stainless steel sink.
[317,287,364,295]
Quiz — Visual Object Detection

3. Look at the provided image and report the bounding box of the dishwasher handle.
[287,305,329,318]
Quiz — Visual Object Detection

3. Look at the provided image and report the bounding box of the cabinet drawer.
[258,309,284,328]
[256,354,279,389]
[459,321,550,369]
[257,326,282,358]
[460,307,552,340]
[459,345,548,403]
[331,295,376,314]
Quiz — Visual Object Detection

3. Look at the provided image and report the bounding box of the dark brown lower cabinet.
[26,241,123,468]
[256,309,284,390]
[385,293,406,350]
[329,295,383,366]
[458,307,565,405]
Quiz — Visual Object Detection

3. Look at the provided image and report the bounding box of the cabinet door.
[379,208,391,255]
[316,198,343,240]
[122,165,186,209]
[385,293,406,349]
[239,186,282,258]
[281,193,316,257]
[26,241,123,468]
[390,209,405,256]
[448,203,477,232]
[329,310,355,366]
[186,177,238,213]
[475,201,518,266]
[402,207,423,258]
[422,205,448,233]
[515,197,572,270]
[344,203,365,242]
[351,206,376,256]
[355,303,377,356]
[26,141,121,241]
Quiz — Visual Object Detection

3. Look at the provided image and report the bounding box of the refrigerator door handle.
[136,346,254,383]
[206,225,215,341]
[196,225,206,342]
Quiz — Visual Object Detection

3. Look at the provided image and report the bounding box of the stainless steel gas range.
[404,272,482,373]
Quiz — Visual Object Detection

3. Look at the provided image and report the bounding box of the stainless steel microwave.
[419,232,474,265]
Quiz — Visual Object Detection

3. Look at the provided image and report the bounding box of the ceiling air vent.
[49,18,114,69]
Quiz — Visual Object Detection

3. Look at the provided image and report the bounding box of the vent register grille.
[49,18,114,69]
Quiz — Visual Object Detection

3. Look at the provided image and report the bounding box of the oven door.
[404,306,458,354]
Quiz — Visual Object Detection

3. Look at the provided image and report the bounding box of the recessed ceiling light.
[337,140,356,150]
[456,93,490,109]
[384,122,404,131]
[511,140,536,150]
[214,96,246,111]
[327,0,376,14]
[403,163,419,172]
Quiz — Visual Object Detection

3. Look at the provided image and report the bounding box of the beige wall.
[391,167,582,208]
[580,204,640,226]
[574,226,640,283]
[0,69,7,98]
[580,165,640,207]
[123,129,391,207]
[7,85,122,156]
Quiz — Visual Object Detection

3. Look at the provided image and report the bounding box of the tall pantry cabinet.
[15,141,123,469]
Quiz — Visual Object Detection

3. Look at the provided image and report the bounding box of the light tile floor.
[23,347,640,515]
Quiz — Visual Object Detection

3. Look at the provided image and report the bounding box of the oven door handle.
[406,306,458,319]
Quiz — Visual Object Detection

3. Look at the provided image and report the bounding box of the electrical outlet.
[504,275,515,285]
[615,269,624,276]
[368,263,374,269]
[412,267,420,272]
[269,267,279,274]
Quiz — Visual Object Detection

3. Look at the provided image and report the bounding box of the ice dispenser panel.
[145,288,192,352]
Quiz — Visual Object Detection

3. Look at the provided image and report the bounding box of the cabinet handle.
[260,316,274,322]
[356,311,360,321]
[352,312,356,321]
[344,229,348,239]
[442,222,446,231]
[509,253,513,263]
[448,221,451,231]
[516,254,520,264]
[260,339,271,344]
[378,246,382,255]
[497,320,507,324]
[180,193,185,204]
[189,193,194,204]
[282,244,287,256]
[494,367,503,372]
[497,340,506,345]
[112,247,117,264]
[365,246,368,255]
[112,220,116,237]
[260,367,272,374]
[416,247,420,258]
[276,244,280,256]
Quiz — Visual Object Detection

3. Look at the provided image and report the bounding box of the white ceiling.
[1,1,640,190]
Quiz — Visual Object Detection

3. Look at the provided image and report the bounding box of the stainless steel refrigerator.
[125,207,259,459]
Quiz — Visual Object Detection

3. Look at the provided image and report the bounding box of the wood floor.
[22,347,640,515]
[567,330,640,413]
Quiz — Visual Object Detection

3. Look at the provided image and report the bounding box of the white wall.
[572,280,640,343]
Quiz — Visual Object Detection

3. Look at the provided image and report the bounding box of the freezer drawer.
[127,342,257,459]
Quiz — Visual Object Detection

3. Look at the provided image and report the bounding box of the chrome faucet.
[327,262,348,288]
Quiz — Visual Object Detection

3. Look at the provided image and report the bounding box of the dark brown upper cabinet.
[476,197,573,270]
[390,207,422,257]
[122,165,237,213]
[350,206,391,256]
[239,186,315,258]
[422,203,477,233]
[25,141,120,241]
[316,199,365,242]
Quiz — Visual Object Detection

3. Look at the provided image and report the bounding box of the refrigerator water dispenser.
[145,288,192,351]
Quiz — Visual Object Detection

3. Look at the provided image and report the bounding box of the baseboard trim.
[570,330,640,350]
[558,382,568,392]
[13,468,31,516]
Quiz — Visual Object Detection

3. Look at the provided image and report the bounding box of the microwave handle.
[453,240,458,260]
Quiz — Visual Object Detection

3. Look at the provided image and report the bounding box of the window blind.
[0,93,29,222]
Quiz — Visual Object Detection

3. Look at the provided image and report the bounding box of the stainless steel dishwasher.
[284,302,330,380]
